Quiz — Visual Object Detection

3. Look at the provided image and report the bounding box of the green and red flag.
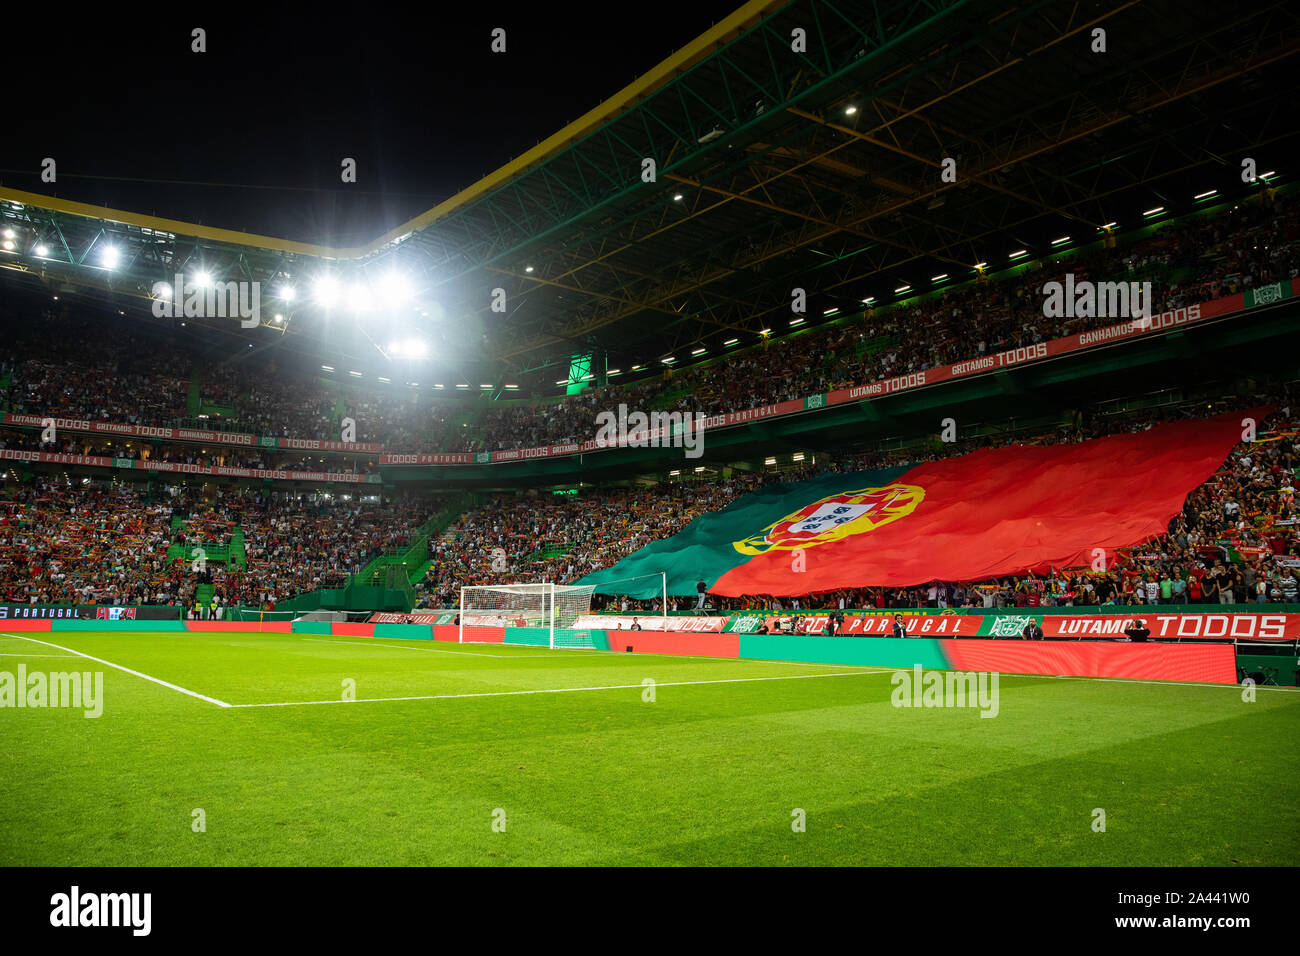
[578,408,1268,596]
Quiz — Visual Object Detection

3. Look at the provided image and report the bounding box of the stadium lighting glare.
[524,265,535,273]
[433,384,444,389]
[1259,171,1277,181]
[694,466,705,473]
[387,338,428,358]
[844,105,858,115]
[764,457,776,466]
[505,384,519,389]
[555,379,567,385]
[631,365,644,371]
[278,284,296,300]
[973,263,987,270]
[273,314,283,322]
[195,271,213,287]
[1050,236,1069,246]
[1,240,13,251]
[379,272,412,305]
[861,297,875,304]
[759,329,771,336]
[673,193,683,201]
[313,275,339,304]
[1194,189,1218,200]
[1101,222,1117,230]
[669,470,681,476]
[894,284,911,293]
[691,347,706,355]
[347,283,370,312]
[2,229,13,239]
[1143,206,1165,217]
[792,453,806,461]
[455,384,469,389]
[823,308,838,315]
[931,274,948,282]
[1008,249,1027,259]
[100,245,120,268]
[348,371,362,377]
[662,356,677,364]
[608,368,621,375]
[723,338,739,346]
[320,365,334,372]
[33,243,49,257]
[378,376,391,383]
[790,318,805,326]
[480,384,493,389]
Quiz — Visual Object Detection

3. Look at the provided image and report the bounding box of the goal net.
[459,583,597,648]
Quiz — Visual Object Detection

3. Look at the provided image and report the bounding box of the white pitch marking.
[2,634,233,707]
[0,653,80,658]
[227,669,881,708]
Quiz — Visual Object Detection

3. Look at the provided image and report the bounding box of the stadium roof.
[1,0,1296,389]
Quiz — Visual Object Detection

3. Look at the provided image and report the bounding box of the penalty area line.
[227,669,883,708]
[1,633,233,708]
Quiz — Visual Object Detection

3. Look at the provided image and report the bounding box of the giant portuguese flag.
[578,408,1268,597]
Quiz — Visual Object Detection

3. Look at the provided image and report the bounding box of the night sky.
[3,4,743,245]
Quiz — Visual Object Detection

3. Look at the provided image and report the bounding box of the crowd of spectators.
[3,191,1295,458]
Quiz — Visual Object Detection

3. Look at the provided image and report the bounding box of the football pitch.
[1,630,1297,867]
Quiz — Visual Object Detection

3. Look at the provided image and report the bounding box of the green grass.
[1,630,1297,866]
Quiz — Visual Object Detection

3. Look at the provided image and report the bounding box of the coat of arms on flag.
[733,484,925,555]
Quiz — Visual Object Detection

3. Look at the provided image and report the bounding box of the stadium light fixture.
[1142,206,1165,218]
[505,384,519,390]
[662,356,677,364]
[759,328,771,336]
[861,297,875,304]
[894,284,911,293]
[1101,222,1117,230]
[691,347,706,355]
[844,105,858,116]
[348,371,362,377]
[631,365,644,371]
[608,368,621,375]
[378,376,391,383]
[524,265,535,273]
[195,270,213,287]
[823,307,838,315]
[723,338,739,346]
[433,384,444,389]
[764,457,776,466]
[33,243,49,257]
[1,239,13,251]
[793,453,805,461]
[1050,236,1069,246]
[1008,250,1027,260]
[273,313,283,322]
[480,384,493,389]
[278,284,295,300]
[790,318,805,327]
[1,229,13,239]
[694,466,705,473]
[100,245,120,268]
[320,365,334,372]
[1259,171,1277,182]
[931,274,948,282]
[673,193,683,201]
[669,470,681,476]
[973,263,986,271]
[455,384,469,389]
[555,379,567,385]
[1194,189,1218,200]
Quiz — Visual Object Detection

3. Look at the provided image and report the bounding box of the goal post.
[458,582,597,648]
